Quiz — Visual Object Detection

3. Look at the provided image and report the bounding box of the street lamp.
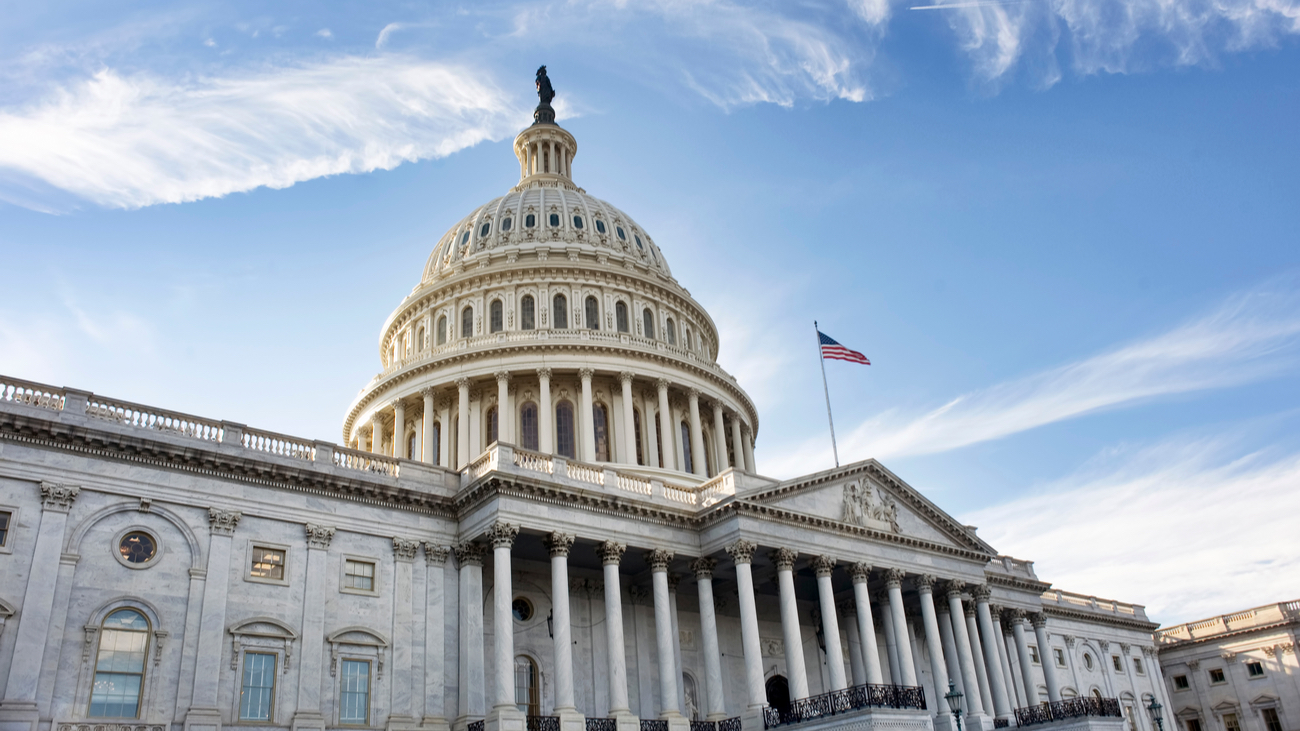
[1146,698,1164,731]
[945,679,965,731]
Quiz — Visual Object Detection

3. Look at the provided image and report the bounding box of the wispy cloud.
[0,56,526,210]
[963,434,1300,623]
[376,22,404,48]
[315,28,333,39]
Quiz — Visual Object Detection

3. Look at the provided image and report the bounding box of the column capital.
[305,523,336,549]
[455,377,471,389]
[965,601,978,618]
[537,367,553,380]
[423,543,450,565]
[848,561,872,582]
[1008,608,1027,622]
[883,567,905,588]
[915,574,938,593]
[579,367,595,380]
[420,387,437,399]
[690,556,717,579]
[656,378,671,392]
[487,521,519,549]
[545,531,575,557]
[39,481,79,512]
[495,371,511,384]
[619,370,636,384]
[812,555,836,578]
[454,540,485,566]
[393,536,421,562]
[389,398,405,411]
[1063,634,1077,649]
[989,603,1004,620]
[667,573,682,592]
[972,583,993,602]
[598,540,626,565]
[688,388,701,400]
[769,548,798,571]
[1030,612,1048,629]
[208,508,241,536]
[944,579,967,599]
[724,539,757,565]
[646,548,675,572]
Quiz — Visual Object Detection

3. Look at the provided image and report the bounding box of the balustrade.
[513,448,554,474]
[86,395,223,442]
[762,683,926,728]
[567,462,604,486]
[586,720,617,731]
[242,428,315,460]
[617,473,652,495]
[1013,698,1121,728]
[332,445,400,476]
[527,717,561,731]
[995,720,1010,729]
[0,376,64,411]
[469,721,485,731]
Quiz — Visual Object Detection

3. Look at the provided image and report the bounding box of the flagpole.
[814,321,840,468]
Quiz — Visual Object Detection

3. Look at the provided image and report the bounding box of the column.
[880,592,901,683]
[712,402,729,471]
[1010,611,1041,705]
[692,558,728,721]
[725,540,766,709]
[848,563,884,684]
[729,417,745,473]
[496,372,512,445]
[488,523,520,718]
[997,612,1025,708]
[422,389,437,464]
[0,483,78,725]
[439,398,452,468]
[938,609,964,697]
[742,431,756,473]
[687,390,707,477]
[372,412,386,455]
[598,541,634,719]
[657,380,675,471]
[884,568,917,685]
[842,601,866,686]
[973,587,1013,720]
[288,525,335,731]
[580,368,596,461]
[620,373,638,465]
[1031,614,1062,703]
[546,534,579,714]
[814,556,848,691]
[647,550,685,722]
[643,391,660,468]
[456,541,487,723]
[393,400,407,458]
[185,508,242,729]
[944,582,985,717]
[422,544,451,731]
[915,576,951,716]
[966,603,995,716]
[457,378,471,468]
[391,538,421,726]
[669,575,686,715]
[538,368,553,455]
[770,549,810,699]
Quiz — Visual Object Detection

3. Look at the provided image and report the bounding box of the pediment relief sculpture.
[842,480,900,533]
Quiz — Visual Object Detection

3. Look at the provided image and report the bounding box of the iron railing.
[586,719,617,731]
[995,718,1011,728]
[468,721,485,731]
[691,722,716,731]
[641,721,669,731]
[718,718,742,731]
[1014,698,1122,727]
[528,717,560,731]
[762,683,927,728]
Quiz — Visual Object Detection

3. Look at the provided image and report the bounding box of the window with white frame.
[339,659,371,725]
[89,609,151,718]
[239,652,277,721]
[344,559,376,593]
[1054,648,1066,667]
[249,545,286,582]
[1246,661,1264,678]
[0,509,11,548]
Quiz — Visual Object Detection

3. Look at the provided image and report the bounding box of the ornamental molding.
[545,531,575,557]
[423,543,450,565]
[646,548,674,572]
[487,521,519,549]
[841,480,899,533]
[39,481,79,512]
[690,557,717,580]
[1040,604,1160,632]
[769,548,798,571]
[972,584,993,601]
[392,536,421,562]
[454,541,485,566]
[208,508,241,536]
[725,539,757,565]
[305,523,336,549]
[598,540,627,565]
[812,555,836,578]
[1031,612,1048,628]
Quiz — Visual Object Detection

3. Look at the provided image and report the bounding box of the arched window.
[593,403,609,462]
[654,416,664,468]
[553,294,568,329]
[461,306,473,338]
[502,217,513,232]
[643,309,655,339]
[633,408,644,465]
[585,296,599,330]
[573,215,584,229]
[595,220,606,234]
[417,326,425,350]
[515,656,540,716]
[480,222,491,237]
[521,295,536,330]
[549,213,560,227]
[666,318,677,345]
[686,329,694,350]
[437,316,447,345]
[431,422,442,466]
[680,421,693,473]
[89,609,150,718]
[525,213,536,228]
[556,401,576,459]
[520,402,539,451]
[702,428,713,477]
[490,300,504,333]
[408,432,417,460]
[616,302,629,333]
[487,406,499,445]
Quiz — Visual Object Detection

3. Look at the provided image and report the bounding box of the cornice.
[1042,604,1160,632]
[455,476,700,529]
[1155,619,1300,649]
[987,572,1053,594]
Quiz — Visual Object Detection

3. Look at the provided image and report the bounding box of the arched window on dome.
[616,302,629,333]
[665,318,677,346]
[502,217,512,232]
[461,307,474,339]
[593,403,609,462]
[686,328,694,351]
[633,407,644,465]
[653,415,664,468]
[490,300,504,333]
[573,215,584,229]
[585,296,599,330]
[553,294,568,329]
[595,220,606,234]
[437,316,447,346]
[643,309,655,339]
[408,432,418,461]
[555,401,576,459]
[89,608,150,718]
[680,421,693,473]
[549,213,560,227]
[486,406,499,446]
[480,222,491,238]
[417,326,426,351]
[461,231,470,248]
[616,226,627,241]
[520,402,539,451]
[525,213,536,228]
[431,422,441,465]
[520,295,536,330]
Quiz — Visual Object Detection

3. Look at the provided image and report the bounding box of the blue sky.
[2,0,1298,624]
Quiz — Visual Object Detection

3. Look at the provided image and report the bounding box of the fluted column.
[580,368,597,461]
[647,549,684,718]
[391,537,420,725]
[1031,614,1061,703]
[915,576,951,712]
[372,411,385,455]
[393,400,407,458]
[538,368,553,455]
[771,548,810,699]
[973,586,1012,720]
[965,602,995,716]
[457,378,471,468]
[742,430,756,473]
[546,534,578,711]
[495,372,512,445]
[456,541,487,722]
[880,591,901,682]
[848,563,884,684]
[945,582,985,716]
[489,523,519,713]
[692,558,727,721]
[642,390,660,468]
[884,569,917,685]
[712,402,729,471]
[599,541,633,716]
[729,417,745,472]
[995,609,1024,708]
[620,372,637,464]
[422,543,451,729]
[656,380,675,471]
[842,600,865,686]
[422,389,437,463]
[687,390,707,476]
[1010,610,1041,706]
[814,556,848,690]
[938,608,964,696]
[726,540,766,708]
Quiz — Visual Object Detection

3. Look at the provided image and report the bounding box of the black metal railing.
[1014,698,1123,727]
[468,721,485,731]
[528,717,561,731]
[586,720,617,731]
[718,718,741,731]
[762,683,927,728]
[995,718,1011,728]
[641,721,669,731]
[691,722,716,731]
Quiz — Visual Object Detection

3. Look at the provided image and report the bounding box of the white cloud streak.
[0,56,527,210]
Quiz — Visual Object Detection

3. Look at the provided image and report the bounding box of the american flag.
[818,330,871,365]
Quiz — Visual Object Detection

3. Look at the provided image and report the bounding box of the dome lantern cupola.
[513,66,578,191]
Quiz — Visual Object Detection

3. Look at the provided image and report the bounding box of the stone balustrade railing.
[86,394,225,443]
[1157,599,1300,645]
[0,375,66,411]
[1040,588,1149,622]
[242,427,316,461]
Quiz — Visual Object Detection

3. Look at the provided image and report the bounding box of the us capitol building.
[0,71,1171,731]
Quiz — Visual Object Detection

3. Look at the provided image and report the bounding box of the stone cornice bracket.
[769,547,798,571]
[208,508,242,536]
[579,367,595,379]
[39,481,79,512]
[915,574,937,593]
[392,537,421,562]
[454,540,485,566]
[546,531,575,557]
[619,371,635,385]
[812,555,836,578]
[690,557,717,580]
[495,371,511,384]
[1031,612,1048,629]
[305,523,336,549]
[725,539,757,565]
[488,521,519,549]
[537,367,552,379]
[598,540,627,566]
[848,562,872,583]
[646,548,674,572]
[972,583,993,602]
[883,567,906,589]
[423,543,450,565]
[943,579,966,599]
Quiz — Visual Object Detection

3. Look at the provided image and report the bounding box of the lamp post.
[1146,698,1164,731]
[945,679,965,731]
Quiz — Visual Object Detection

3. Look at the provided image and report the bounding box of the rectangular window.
[344,560,375,592]
[0,510,10,547]
[239,652,276,721]
[1030,645,1041,664]
[1135,658,1145,674]
[1262,709,1282,731]
[250,547,285,581]
[1209,668,1226,684]
[1246,661,1264,677]
[340,660,371,725]
[1223,713,1241,731]
[1113,655,1124,672]
[1054,648,1066,668]
[1186,720,1202,731]
[1173,675,1190,690]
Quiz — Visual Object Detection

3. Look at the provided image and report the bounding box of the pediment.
[744,459,994,555]
[1211,701,1240,712]
[1250,694,1280,708]
[327,626,389,648]
[229,616,297,639]
[1175,708,1203,719]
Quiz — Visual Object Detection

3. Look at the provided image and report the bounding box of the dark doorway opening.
[766,675,791,721]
